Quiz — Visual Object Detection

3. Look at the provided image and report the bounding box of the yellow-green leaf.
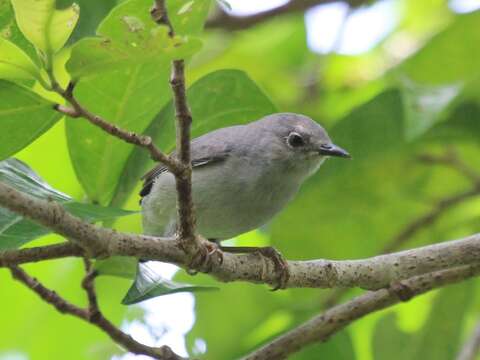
[0,37,40,80]
[10,0,79,59]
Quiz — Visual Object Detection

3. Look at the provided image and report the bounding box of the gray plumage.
[141,113,349,240]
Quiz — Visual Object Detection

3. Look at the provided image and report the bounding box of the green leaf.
[373,281,474,360]
[66,0,212,205]
[0,37,41,80]
[399,11,480,84]
[95,256,138,279]
[110,69,277,207]
[66,62,172,205]
[410,282,474,360]
[122,262,218,305]
[372,313,413,360]
[10,0,79,60]
[0,80,61,160]
[168,0,211,36]
[0,0,44,63]
[66,0,203,79]
[0,158,134,249]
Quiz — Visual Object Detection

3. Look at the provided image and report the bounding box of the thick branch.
[243,264,480,360]
[206,0,366,31]
[2,181,480,291]
[9,264,183,359]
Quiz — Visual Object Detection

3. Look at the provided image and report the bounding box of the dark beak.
[318,143,351,158]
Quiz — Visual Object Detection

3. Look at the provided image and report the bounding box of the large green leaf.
[398,11,480,85]
[0,0,37,62]
[66,0,211,205]
[110,69,277,207]
[0,158,134,249]
[10,0,79,61]
[66,0,203,79]
[66,62,172,205]
[0,80,61,160]
[0,37,40,81]
[373,281,474,360]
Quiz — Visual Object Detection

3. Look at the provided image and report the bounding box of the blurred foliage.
[0,0,480,359]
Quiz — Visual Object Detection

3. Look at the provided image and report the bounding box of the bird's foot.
[219,245,290,291]
[186,241,223,275]
[257,246,290,291]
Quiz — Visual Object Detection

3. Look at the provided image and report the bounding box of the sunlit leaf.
[0,37,40,80]
[0,0,38,62]
[66,0,203,79]
[10,0,79,61]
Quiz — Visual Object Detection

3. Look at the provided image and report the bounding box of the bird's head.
[254,113,350,177]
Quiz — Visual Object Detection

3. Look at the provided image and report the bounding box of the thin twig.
[417,149,480,185]
[9,264,184,359]
[206,0,366,30]
[0,242,83,266]
[383,186,480,253]
[9,264,88,317]
[243,264,480,360]
[52,84,182,176]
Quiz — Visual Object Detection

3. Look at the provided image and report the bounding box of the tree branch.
[52,86,182,176]
[322,151,480,308]
[2,181,480,291]
[243,264,480,360]
[206,0,367,31]
[150,0,198,255]
[0,242,83,266]
[9,263,184,359]
[417,149,480,185]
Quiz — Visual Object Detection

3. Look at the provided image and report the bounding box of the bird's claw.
[256,246,290,291]
[187,242,223,275]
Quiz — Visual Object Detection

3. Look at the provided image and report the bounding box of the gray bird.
[140,113,350,287]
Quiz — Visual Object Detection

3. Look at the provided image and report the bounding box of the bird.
[140,113,350,288]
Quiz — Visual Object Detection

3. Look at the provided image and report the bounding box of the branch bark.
[2,181,480,291]
[150,0,198,255]
[243,264,480,360]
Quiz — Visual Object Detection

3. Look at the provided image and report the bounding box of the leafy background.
[0,0,480,359]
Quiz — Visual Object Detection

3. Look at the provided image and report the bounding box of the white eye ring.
[286,132,305,148]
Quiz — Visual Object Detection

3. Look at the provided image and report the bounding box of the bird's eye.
[287,132,305,148]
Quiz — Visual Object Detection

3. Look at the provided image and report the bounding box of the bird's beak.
[318,143,351,158]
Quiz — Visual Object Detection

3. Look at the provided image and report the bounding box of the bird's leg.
[218,245,290,291]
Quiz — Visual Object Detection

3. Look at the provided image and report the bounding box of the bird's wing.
[139,137,233,198]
